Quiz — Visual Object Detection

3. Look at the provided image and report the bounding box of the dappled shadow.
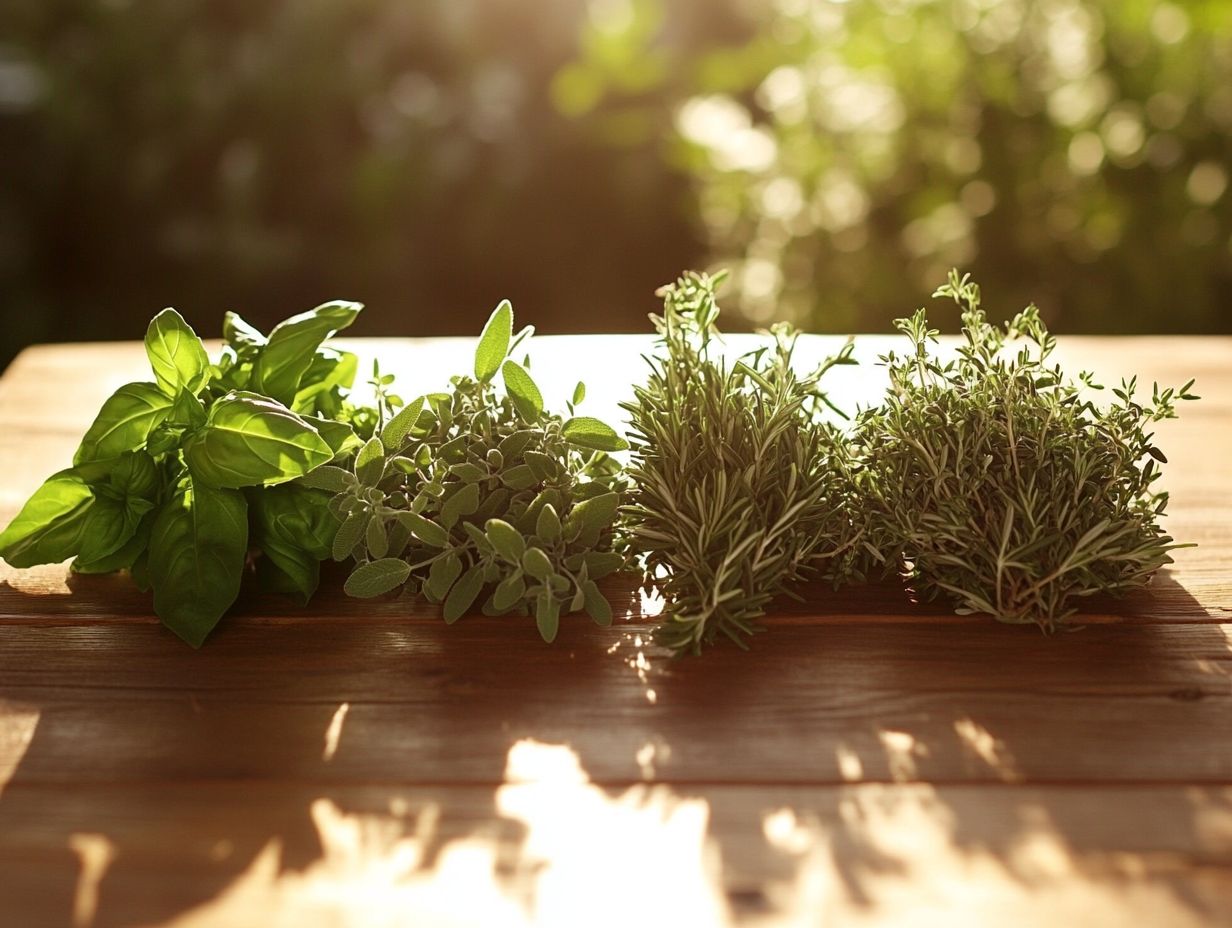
[0,571,1229,924]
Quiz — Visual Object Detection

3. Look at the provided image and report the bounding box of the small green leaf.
[355,437,385,485]
[583,550,625,579]
[332,510,369,561]
[536,503,561,542]
[492,571,525,611]
[498,430,537,459]
[184,392,333,488]
[171,388,207,429]
[583,580,612,626]
[366,514,389,558]
[572,381,586,406]
[522,546,552,580]
[561,417,629,452]
[565,492,620,545]
[485,519,526,562]
[449,462,487,483]
[501,360,544,421]
[474,300,513,383]
[443,564,485,622]
[425,551,462,601]
[344,558,411,598]
[73,382,174,465]
[440,483,480,528]
[381,396,426,451]
[145,308,210,397]
[397,511,449,547]
[536,593,561,643]
[499,464,538,490]
[301,416,363,461]
[223,312,266,353]
[296,465,354,493]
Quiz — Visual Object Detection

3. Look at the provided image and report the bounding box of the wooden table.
[0,335,1229,928]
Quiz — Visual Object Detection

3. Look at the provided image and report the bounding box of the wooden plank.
[0,621,1227,787]
[0,780,1229,927]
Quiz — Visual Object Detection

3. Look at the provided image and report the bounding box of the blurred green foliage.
[1,0,1229,372]
[565,0,1232,333]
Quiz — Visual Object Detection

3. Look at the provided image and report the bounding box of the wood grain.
[0,336,1230,927]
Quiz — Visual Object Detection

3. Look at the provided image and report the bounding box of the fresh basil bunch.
[0,303,365,645]
[309,300,630,642]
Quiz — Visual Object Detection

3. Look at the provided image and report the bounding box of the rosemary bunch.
[621,270,873,654]
[307,301,630,641]
[855,271,1197,628]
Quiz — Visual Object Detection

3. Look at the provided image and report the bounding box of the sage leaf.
[474,300,512,383]
[536,593,561,643]
[443,564,485,623]
[583,580,612,626]
[501,360,543,421]
[382,396,426,451]
[522,546,552,580]
[561,417,628,452]
[397,511,449,548]
[565,492,619,545]
[426,551,463,602]
[485,518,526,562]
[344,558,411,598]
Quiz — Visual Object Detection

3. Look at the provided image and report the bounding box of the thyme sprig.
[620,270,874,655]
[855,271,1197,628]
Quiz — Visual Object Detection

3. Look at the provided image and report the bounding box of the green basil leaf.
[291,349,359,416]
[149,480,248,647]
[183,391,332,488]
[145,308,210,397]
[0,469,95,567]
[443,564,485,623]
[73,382,174,465]
[171,388,207,429]
[254,301,362,404]
[255,554,319,603]
[251,484,337,602]
[223,311,267,353]
[561,417,629,452]
[536,592,561,643]
[72,509,155,575]
[474,299,512,383]
[300,415,362,461]
[344,558,411,598]
[501,360,544,421]
[485,518,526,562]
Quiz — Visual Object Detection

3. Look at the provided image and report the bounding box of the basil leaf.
[76,452,159,564]
[561,417,629,452]
[223,311,267,354]
[251,484,337,602]
[300,415,362,461]
[171,388,207,429]
[292,349,359,416]
[72,509,155,575]
[501,360,543,421]
[0,469,95,567]
[183,391,332,488]
[149,480,248,647]
[443,564,485,623]
[474,300,512,383]
[73,382,174,465]
[254,301,362,405]
[145,308,209,397]
[344,558,411,598]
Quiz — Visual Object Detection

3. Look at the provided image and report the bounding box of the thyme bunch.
[621,270,873,655]
[856,271,1197,628]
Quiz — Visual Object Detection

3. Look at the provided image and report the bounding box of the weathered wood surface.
[0,336,1230,927]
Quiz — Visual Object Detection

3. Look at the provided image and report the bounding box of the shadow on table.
[0,570,1227,925]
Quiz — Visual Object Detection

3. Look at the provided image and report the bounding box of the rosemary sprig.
[620,270,874,655]
[855,270,1198,628]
